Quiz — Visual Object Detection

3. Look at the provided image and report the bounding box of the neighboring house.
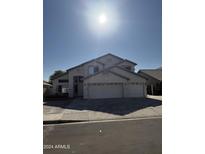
[50,53,147,99]
[43,80,53,97]
[138,68,162,95]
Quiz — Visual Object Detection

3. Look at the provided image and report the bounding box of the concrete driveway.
[43,97,162,123]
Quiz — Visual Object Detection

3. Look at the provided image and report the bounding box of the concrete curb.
[43,115,162,125]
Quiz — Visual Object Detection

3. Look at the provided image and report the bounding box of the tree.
[49,70,65,81]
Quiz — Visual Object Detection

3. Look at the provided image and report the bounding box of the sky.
[44,0,162,80]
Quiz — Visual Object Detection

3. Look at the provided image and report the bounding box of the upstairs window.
[73,76,83,83]
[58,79,69,83]
[88,66,99,75]
[94,66,99,73]
[88,66,94,75]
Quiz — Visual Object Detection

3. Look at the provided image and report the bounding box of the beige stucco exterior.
[50,53,147,98]
[96,54,122,68]
[83,67,147,99]
[51,73,69,94]
[84,71,127,83]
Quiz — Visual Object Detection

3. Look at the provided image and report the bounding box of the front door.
[73,76,84,97]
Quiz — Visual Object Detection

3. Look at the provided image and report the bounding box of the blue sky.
[44,0,161,80]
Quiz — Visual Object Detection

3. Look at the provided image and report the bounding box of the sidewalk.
[43,96,162,123]
[147,95,162,101]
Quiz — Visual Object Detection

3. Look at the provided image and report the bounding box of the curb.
[43,115,162,125]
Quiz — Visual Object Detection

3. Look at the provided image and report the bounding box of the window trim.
[88,65,99,75]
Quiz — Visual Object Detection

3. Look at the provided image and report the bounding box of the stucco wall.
[84,71,127,83]
[68,56,123,97]
[97,54,123,68]
[68,66,84,97]
[52,73,69,94]
[68,61,105,97]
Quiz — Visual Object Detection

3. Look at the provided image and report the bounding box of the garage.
[83,70,147,99]
[84,82,145,99]
[124,83,144,97]
[87,83,123,99]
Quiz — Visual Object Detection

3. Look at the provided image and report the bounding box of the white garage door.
[88,83,123,99]
[124,84,144,97]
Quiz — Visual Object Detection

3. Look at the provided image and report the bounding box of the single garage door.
[124,83,144,97]
[88,83,123,99]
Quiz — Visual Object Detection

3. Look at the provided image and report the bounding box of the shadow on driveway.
[44,97,161,116]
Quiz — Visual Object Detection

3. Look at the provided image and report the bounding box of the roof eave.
[138,70,162,81]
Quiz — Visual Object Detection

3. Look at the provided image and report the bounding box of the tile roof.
[66,53,137,72]
[43,81,52,86]
[139,69,162,81]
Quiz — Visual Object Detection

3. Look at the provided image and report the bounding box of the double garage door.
[87,82,144,99]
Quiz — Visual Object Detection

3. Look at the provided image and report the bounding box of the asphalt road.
[44,117,162,154]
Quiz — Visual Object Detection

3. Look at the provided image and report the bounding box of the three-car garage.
[83,69,147,99]
[84,82,146,99]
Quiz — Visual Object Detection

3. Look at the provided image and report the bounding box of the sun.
[98,13,107,24]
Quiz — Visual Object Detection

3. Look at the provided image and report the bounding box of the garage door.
[88,83,123,99]
[124,83,144,97]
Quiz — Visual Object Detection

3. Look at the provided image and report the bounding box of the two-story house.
[50,53,147,99]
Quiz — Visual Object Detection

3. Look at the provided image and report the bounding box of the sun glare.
[98,14,107,24]
[86,4,118,36]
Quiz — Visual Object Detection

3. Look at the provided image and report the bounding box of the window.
[88,66,94,75]
[88,66,99,75]
[94,66,99,73]
[74,76,83,83]
[62,88,68,93]
[58,79,69,83]
[79,76,84,83]
[58,85,62,93]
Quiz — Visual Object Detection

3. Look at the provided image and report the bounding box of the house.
[43,80,53,97]
[138,68,162,95]
[50,53,147,99]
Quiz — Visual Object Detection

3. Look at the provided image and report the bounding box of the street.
[44,117,161,154]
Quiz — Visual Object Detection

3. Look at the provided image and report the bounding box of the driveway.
[43,97,162,122]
